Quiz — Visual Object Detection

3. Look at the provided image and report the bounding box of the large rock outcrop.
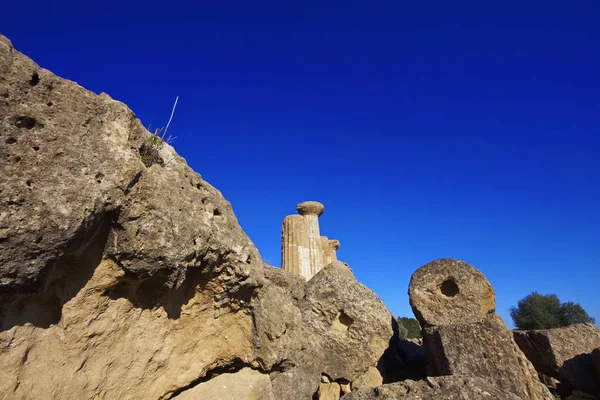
[514,323,600,395]
[0,35,395,400]
[408,258,553,400]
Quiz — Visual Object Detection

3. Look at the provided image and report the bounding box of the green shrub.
[510,292,595,330]
[397,316,421,339]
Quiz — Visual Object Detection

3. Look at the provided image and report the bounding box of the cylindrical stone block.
[408,258,496,327]
[281,215,311,279]
[296,201,325,279]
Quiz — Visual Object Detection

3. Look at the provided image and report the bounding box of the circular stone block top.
[296,201,325,216]
[408,258,496,327]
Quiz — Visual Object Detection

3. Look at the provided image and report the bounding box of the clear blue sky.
[3,1,599,327]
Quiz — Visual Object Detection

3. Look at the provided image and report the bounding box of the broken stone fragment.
[318,382,341,400]
[513,323,600,395]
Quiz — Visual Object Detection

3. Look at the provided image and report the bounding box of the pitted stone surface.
[408,258,495,327]
[408,258,552,400]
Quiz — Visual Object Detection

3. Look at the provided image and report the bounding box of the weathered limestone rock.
[342,376,523,400]
[319,382,341,400]
[174,368,276,400]
[513,323,600,394]
[296,201,325,278]
[321,236,340,265]
[252,262,395,399]
[281,215,310,279]
[352,367,384,390]
[0,35,397,400]
[0,34,263,400]
[409,258,553,400]
[409,258,495,326]
[304,262,394,382]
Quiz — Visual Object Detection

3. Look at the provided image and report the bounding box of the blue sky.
[3,1,599,327]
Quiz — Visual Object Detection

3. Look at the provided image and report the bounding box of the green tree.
[510,292,595,330]
[397,317,421,339]
[560,301,596,326]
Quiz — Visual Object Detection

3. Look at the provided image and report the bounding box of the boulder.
[0,33,262,400]
[253,262,396,399]
[319,382,341,400]
[341,376,523,400]
[408,258,553,400]
[303,262,394,381]
[513,323,600,394]
[174,368,276,400]
[0,35,397,400]
[352,367,384,390]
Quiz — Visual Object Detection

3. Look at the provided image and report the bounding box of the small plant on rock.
[139,96,178,167]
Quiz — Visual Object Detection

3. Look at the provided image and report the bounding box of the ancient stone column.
[321,236,340,266]
[408,258,553,400]
[281,215,311,279]
[296,201,325,279]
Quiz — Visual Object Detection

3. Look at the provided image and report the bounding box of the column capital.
[328,239,340,250]
[296,201,324,217]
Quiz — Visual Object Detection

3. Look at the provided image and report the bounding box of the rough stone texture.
[253,262,395,399]
[513,324,600,394]
[342,376,523,400]
[352,367,384,390]
[174,368,275,400]
[319,382,341,400]
[303,262,394,382]
[0,34,262,400]
[409,258,495,327]
[281,215,310,279]
[409,258,553,400]
[0,35,396,400]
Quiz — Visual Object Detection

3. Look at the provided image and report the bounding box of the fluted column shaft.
[303,213,323,278]
[281,215,311,279]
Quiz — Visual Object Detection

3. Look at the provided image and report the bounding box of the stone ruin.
[281,201,340,280]
[2,34,599,400]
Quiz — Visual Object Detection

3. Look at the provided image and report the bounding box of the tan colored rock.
[513,323,600,394]
[319,382,341,400]
[342,376,523,400]
[321,236,340,265]
[0,34,262,400]
[409,258,553,400]
[304,262,394,382]
[0,35,398,400]
[409,258,495,326]
[174,368,275,400]
[281,215,310,279]
[340,382,352,394]
[252,263,395,399]
[352,367,383,390]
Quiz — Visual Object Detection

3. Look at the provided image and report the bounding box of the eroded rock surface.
[0,35,396,400]
[408,258,553,400]
[514,323,600,395]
